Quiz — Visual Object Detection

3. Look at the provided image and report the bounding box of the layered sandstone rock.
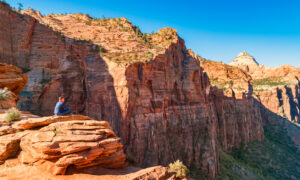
[0,63,28,109]
[0,114,126,175]
[0,162,175,180]
[0,63,28,94]
[255,85,300,123]
[230,51,300,123]
[192,53,264,150]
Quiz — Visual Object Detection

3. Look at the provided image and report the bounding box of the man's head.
[59,96,65,103]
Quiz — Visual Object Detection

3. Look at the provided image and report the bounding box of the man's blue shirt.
[54,102,70,115]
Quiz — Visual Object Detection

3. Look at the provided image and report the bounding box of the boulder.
[0,63,28,110]
[0,114,126,175]
[0,63,28,95]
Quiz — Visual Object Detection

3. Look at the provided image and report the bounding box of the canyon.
[0,1,299,179]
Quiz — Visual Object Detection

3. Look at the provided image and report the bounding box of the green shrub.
[54,129,61,134]
[4,108,21,122]
[126,151,138,166]
[85,19,92,25]
[21,67,31,73]
[95,45,107,54]
[168,160,189,178]
[17,2,23,11]
[0,87,11,100]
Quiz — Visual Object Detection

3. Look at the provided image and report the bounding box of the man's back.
[54,101,64,115]
[54,96,71,116]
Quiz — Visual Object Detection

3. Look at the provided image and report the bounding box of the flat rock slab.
[12,115,91,130]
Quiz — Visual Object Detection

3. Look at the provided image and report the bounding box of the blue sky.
[7,0,300,67]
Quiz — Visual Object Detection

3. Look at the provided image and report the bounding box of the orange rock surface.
[229,51,300,123]
[0,114,126,176]
[0,162,174,180]
[0,63,28,110]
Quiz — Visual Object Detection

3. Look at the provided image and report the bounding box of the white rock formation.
[229,51,259,71]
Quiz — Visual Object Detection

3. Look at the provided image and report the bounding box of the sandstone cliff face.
[230,51,300,123]
[256,85,300,123]
[0,3,264,179]
[192,54,264,151]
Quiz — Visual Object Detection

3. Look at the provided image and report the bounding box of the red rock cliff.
[230,51,300,124]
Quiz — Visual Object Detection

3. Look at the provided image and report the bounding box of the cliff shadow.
[256,96,300,150]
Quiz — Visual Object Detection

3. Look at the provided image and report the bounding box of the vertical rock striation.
[230,51,300,124]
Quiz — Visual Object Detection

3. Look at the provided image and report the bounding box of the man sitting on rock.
[54,96,71,116]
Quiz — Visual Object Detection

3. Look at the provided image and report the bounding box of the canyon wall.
[0,2,264,179]
[229,52,300,124]
[256,85,300,123]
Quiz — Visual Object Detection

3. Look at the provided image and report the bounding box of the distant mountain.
[229,51,259,71]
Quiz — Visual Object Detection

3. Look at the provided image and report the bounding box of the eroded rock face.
[0,3,265,179]
[194,55,264,150]
[0,131,28,164]
[0,63,28,109]
[229,51,259,72]
[118,41,219,179]
[0,63,28,94]
[230,51,300,123]
[0,114,126,175]
[256,85,300,123]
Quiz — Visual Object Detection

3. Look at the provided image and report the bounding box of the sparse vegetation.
[4,107,21,122]
[54,129,61,134]
[85,19,92,25]
[74,38,89,44]
[40,78,52,84]
[134,26,142,37]
[217,124,300,180]
[97,45,106,54]
[126,151,138,166]
[17,3,23,11]
[91,45,107,54]
[253,78,291,87]
[146,51,154,59]
[21,67,31,73]
[40,68,52,85]
[0,87,11,100]
[168,160,189,178]
[211,80,234,91]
